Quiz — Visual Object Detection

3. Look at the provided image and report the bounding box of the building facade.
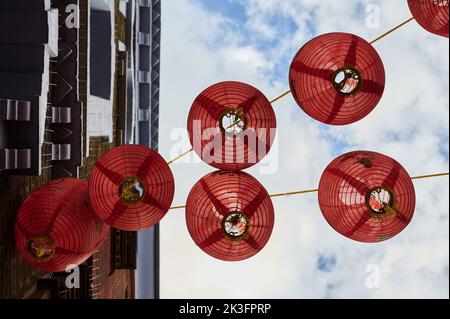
[0,0,161,299]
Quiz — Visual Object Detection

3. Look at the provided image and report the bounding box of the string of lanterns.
[15,1,449,271]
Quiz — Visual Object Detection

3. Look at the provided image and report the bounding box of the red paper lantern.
[186,171,274,261]
[289,33,385,125]
[88,145,175,231]
[15,178,109,272]
[408,0,449,38]
[187,81,277,171]
[318,151,416,243]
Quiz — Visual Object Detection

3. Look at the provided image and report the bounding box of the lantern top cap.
[27,234,55,263]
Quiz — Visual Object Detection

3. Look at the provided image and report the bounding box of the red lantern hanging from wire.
[88,144,175,231]
[186,171,275,261]
[318,151,416,243]
[289,33,386,125]
[15,178,109,272]
[408,0,449,38]
[187,81,277,171]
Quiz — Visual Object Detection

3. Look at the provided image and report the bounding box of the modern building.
[0,0,58,175]
[0,0,161,299]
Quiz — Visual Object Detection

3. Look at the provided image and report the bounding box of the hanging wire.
[169,172,449,210]
[411,172,449,180]
[370,17,415,45]
[167,148,194,165]
[170,205,188,210]
[269,90,292,104]
[270,188,319,198]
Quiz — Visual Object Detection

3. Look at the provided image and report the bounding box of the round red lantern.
[318,151,416,243]
[187,81,277,171]
[186,171,274,261]
[289,33,385,125]
[15,178,109,272]
[408,0,449,38]
[88,144,175,231]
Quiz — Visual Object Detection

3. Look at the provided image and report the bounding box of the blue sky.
[200,0,247,22]
[199,0,309,82]
[155,0,449,299]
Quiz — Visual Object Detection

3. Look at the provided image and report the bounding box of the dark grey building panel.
[0,45,46,73]
[0,73,43,96]
[0,11,49,44]
[0,0,50,11]
[139,83,151,108]
[90,10,113,100]
[138,121,150,143]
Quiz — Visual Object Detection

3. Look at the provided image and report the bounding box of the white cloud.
[157,0,449,299]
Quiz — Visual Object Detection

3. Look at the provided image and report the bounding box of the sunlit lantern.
[88,145,175,231]
[186,171,274,261]
[289,33,385,125]
[318,151,416,243]
[15,178,109,272]
[408,0,449,38]
[187,81,277,171]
